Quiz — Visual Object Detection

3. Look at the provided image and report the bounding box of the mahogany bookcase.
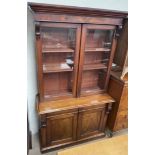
[29,3,128,152]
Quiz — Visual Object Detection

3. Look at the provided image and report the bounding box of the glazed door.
[77,104,108,140]
[77,24,117,96]
[36,23,81,101]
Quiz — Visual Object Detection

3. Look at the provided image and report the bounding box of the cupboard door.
[46,110,78,147]
[77,24,117,96]
[77,105,108,140]
[36,23,81,101]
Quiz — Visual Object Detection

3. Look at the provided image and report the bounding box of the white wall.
[27,0,128,134]
[27,8,38,134]
[28,0,128,11]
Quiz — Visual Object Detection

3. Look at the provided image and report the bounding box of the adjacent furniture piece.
[111,19,128,79]
[107,73,128,135]
[29,3,127,152]
[107,19,128,135]
[57,134,128,155]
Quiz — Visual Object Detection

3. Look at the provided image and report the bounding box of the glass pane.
[43,72,73,100]
[85,29,114,68]
[41,27,76,99]
[81,29,114,94]
[41,27,76,50]
[85,29,113,49]
[81,69,107,94]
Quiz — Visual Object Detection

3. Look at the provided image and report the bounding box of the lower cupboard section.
[39,103,113,152]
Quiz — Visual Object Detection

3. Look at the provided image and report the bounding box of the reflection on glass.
[41,27,76,99]
[41,27,76,72]
[85,29,113,50]
[81,29,114,94]
[42,27,76,50]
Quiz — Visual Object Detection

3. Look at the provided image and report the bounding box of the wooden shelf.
[43,63,73,73]
[42,48,74,53]
[85,48,111,52]
[44,91,72,100]
[83,63,107,70]
[81,87,104,94]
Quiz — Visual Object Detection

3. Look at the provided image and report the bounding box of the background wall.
[28,0,128,11]
[27,8,38,134]
[27,0,128,134]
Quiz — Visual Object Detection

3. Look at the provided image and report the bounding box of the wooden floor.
[58,134,128,155]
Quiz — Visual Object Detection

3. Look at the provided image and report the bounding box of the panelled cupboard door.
[77,24,117,97]
[36,22,81,101]
[46,111,78,147]
[77,105,108,140]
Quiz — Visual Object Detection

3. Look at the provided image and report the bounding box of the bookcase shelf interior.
[41,27,76,50]
[43,72,73,100]
[38,22,116,100]
[81,69,107,95]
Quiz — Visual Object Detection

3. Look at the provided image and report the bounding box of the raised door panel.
[77,105,107,140]
[46,111,78,147]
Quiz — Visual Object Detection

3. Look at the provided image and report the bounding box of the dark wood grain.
[46,110,78,147]
[77,104,107,140]
[34,13,123,25]
[28,2,127,18]
[103,36,117,91]
[38,94,114,152]
[40,114,47,148]
[35,22,44,101]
